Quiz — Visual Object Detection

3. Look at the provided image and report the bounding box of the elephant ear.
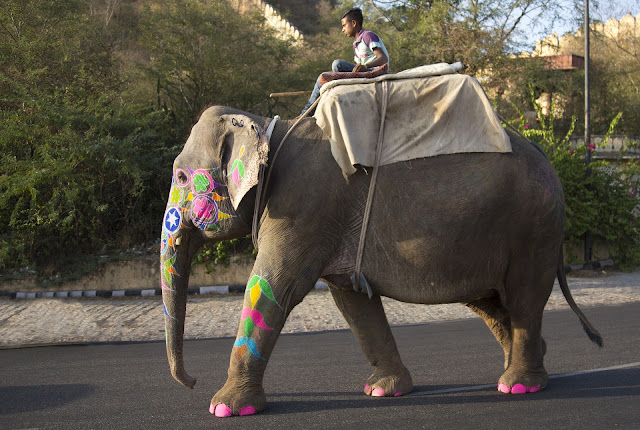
[220,114,269,210]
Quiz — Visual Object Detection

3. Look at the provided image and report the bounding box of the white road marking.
[407,362,640,396]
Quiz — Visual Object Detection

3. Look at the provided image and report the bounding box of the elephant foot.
[497,367,548,395]
[497,383,541,394]
[210,383,266,417]
[363,367,413,397]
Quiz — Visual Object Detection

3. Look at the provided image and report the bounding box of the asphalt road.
[1,303,639,430]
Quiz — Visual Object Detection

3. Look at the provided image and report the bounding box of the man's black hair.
[342,8,363,26]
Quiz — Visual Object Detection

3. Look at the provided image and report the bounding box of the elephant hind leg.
[327,281,413,397]
[497,312,548,394]
[496,262,553,394]
[465,295,512,370]
[467,293,549,394]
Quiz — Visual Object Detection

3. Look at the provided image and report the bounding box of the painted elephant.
[160,105,602,417]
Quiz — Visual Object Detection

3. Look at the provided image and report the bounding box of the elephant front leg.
[329,286,413,397]
[210,274,290,417]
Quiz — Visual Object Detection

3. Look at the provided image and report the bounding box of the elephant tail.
[556,249,604,347]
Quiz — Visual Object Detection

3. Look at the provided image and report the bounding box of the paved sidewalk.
[1,270,639,348]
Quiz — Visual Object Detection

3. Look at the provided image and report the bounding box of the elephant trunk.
[161,241,197,389]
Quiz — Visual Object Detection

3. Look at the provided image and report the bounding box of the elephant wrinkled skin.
[159,106,602,417]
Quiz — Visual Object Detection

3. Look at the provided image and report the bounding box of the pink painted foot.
[211,403,232,417]
[239,406,257,416]
[511,384,527,394]
[497,383,542,394]
[371,388,386,397]
[497,383,510,393]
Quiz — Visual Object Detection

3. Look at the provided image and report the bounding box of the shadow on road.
[261,368,640,416]
[0,384,96,414]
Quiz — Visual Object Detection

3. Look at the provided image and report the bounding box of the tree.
[0,0,176,277]
[138,0,298,137]
[338,0,560,74]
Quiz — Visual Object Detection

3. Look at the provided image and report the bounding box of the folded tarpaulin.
[313,62,511,178]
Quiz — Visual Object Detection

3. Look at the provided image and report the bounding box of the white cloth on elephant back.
[313,63,512,178]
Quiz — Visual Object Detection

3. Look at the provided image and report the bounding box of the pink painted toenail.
[213,404,232,417]
[511,384,527,394]
[239,406,257,416]
[497,383,511,393]
[371,388,386,397]
[209,403,215,414]
[528,385,541,393]
[394,390,404,397]
[364,384,371,394]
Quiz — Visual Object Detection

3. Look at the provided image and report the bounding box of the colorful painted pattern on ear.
[234,275,279,360]
[229,146,246,187]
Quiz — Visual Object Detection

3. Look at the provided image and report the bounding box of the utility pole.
[584,0,593,269]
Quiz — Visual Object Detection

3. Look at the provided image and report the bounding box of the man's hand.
[352,64,367,72]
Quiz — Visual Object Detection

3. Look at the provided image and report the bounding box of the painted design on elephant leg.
[233,275,279,360]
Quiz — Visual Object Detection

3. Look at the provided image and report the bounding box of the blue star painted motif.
[163,207,182,234]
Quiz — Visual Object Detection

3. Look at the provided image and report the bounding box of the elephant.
[159,105,602,417]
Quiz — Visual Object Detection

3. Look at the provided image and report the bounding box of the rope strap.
[352,80,389,299]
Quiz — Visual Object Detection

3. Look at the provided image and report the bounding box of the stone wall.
[1,255,255,293]
[529,14,639,57]
[232,0,303,42]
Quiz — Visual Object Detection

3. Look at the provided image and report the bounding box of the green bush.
[193,235,256,273]
[0,1,179,278]
[517,100,639,268]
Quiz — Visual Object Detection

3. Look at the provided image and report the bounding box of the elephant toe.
[371,388,386,397]
[239,406,258,416]
[210,403,232,417]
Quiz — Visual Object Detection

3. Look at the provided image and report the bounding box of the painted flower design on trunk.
[234,275,279,359]
[161,167,233,319]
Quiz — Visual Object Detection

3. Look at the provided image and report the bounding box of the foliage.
[342,0,560,75]
[0,0,178,277]
[192,235,256,273]
[496,11,640,137]
[2,0,639,279]
[138,0,298,137]
[516,95,639,268]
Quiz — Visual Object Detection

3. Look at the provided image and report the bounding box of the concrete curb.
[0,281,330,300]
[564,259,615,274]
[0,259,615,300]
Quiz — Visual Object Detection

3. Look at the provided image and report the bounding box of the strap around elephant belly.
[352,80,389,299]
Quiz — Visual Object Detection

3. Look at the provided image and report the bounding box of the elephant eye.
[177,171,188,184]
